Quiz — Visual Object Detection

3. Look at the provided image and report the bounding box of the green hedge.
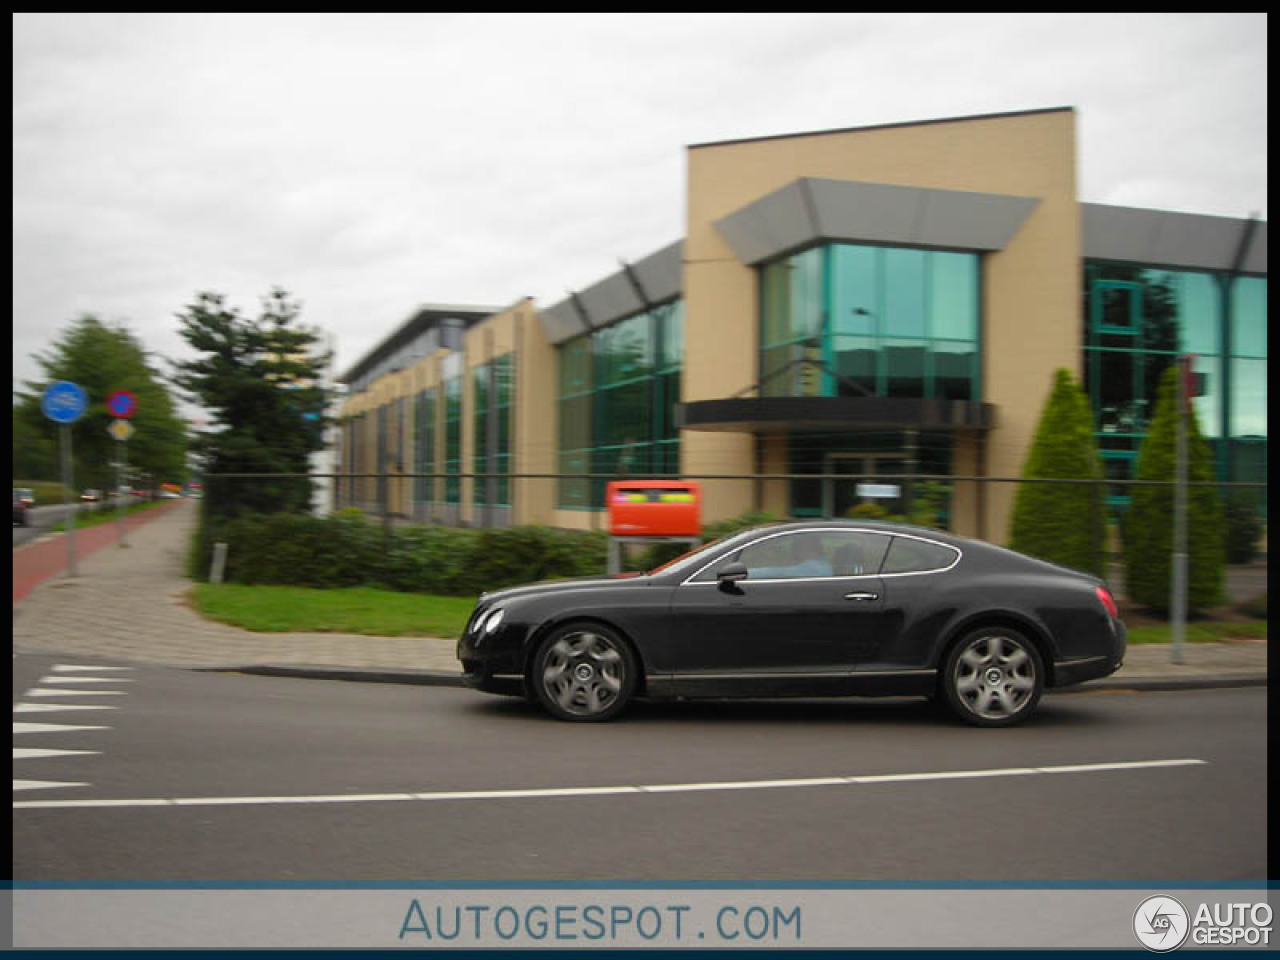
[191,509,608,597]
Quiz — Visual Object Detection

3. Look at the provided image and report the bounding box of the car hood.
[478,572,651,606]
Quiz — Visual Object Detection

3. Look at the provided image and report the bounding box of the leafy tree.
[1008,368,1106,576]
[13,315,187,491]
[1122,366,1225,612]
[171,288,331,525]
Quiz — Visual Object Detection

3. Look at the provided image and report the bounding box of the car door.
[667,529,891,697]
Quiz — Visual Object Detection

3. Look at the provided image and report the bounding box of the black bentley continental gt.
[457,521,1126,727]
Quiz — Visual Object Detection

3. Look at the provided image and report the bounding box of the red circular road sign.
[106,390,138,419]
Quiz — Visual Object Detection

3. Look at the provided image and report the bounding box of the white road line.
[14,748,101,760]
[10,758,1208,810]
[13,722,110,735]
[22,688,125,697]
[36,677,135,684]
[14,703,119,714]
[52,665,136,673]
[14,780,90,792]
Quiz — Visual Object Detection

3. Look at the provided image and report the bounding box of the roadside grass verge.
[51,499,166,532]
[1125,620,1268,644]
[190,584,476,638]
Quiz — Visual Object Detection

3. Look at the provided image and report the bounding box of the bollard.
[210,542,228,585]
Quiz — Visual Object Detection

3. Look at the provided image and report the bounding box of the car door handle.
[844,592,879,602]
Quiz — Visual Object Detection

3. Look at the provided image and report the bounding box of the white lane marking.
[14,780,90,792]
[22,688,125,697]
[37,677,135,684]
[14,748,101,760]
[11,758,1208,810]
[14,703,119,714]
[52,665,136,673]
[13,722,110,735]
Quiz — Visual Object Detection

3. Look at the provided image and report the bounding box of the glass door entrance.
[822,452,906,518]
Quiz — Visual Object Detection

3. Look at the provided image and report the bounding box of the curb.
[1050,675,1268,694]
[201,664,1265,693]
[199,664,468,688]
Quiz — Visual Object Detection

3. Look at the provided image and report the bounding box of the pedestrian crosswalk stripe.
[14,748,101,760]
[13,779,90,791]
[14,703,119,714]
[37,677,135,684]
[23,688,125,697]
[13,722,110,735]
[52,665,136,673]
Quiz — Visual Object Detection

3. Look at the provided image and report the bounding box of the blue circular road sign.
[41,380,89,424]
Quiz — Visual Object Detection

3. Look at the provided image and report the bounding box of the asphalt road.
[12,653,1268,881]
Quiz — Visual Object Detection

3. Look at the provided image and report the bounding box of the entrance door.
[823,452,906,518]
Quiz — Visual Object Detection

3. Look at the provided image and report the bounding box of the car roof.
[749,519,967,545]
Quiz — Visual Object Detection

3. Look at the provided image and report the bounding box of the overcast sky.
[12,12,1268,418]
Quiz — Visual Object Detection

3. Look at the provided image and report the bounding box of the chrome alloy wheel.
[535,627,635,720]
[948,631,1041,725]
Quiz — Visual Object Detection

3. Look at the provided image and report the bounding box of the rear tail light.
[1095,585,1119,619]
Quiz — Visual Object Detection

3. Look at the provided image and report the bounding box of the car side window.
[881,536,959,575]
[693,530,891,582]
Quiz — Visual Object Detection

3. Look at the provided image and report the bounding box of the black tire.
[941,626,1044,727]
[531,622,638,722]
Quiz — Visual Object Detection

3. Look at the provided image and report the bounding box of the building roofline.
[336,302,502,385]
[687,106,1075,151]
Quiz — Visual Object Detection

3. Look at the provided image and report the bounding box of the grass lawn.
[190,584,476,638]
[51,499,166,532]
[1125,620,1268,644]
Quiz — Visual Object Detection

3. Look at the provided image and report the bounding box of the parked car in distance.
[457,520,1127,727]
[80,489,102,502]
[13,489,32,526]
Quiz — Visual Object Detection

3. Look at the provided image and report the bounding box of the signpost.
[41,381,88,577]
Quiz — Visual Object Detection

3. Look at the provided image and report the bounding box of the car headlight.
[482,608,505,634]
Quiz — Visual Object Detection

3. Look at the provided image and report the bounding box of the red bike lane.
[12,501,184,606]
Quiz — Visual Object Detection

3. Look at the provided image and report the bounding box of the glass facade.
[473,353,515,507]
[758,243,980,518]
[1084,264,1266,511]
[558,300,683,509]
[760,243,981,401]
[413,387,436,505]
[443,374,462,504]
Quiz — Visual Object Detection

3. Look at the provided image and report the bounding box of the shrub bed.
[192,509,608,597]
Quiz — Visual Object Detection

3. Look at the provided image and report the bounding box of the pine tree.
[1008,368,1106,575]
[171,288,331,524]
[1122,365,1225,612]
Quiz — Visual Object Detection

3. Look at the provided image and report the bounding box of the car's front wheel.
[531,623,637,722]
[941,627,1044,727]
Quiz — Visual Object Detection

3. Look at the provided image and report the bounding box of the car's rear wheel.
[531,623,637,722]
[942,627,1044,727]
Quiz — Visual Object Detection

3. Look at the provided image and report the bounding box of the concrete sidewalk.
[11,498,1268,692]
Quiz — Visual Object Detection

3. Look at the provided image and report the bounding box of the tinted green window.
[771,242,980,403]
[444,376,462,504]
[882,536,958,574]
[1231,276,1267,358]
[557,300,683,509]
[414,388,436,503]
[883,248,927,338]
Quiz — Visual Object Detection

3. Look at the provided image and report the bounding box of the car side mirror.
[716,562,749,587]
